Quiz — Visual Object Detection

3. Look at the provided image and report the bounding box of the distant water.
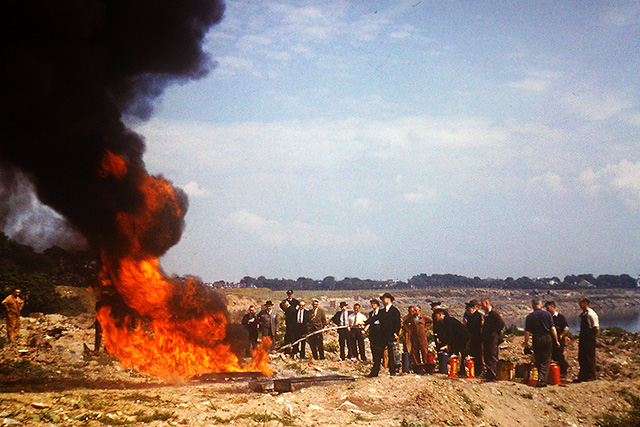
[567,312,640,334]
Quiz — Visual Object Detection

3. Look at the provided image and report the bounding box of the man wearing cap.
[331,302,352,360]
[307,299,328,359]
[280,289,299,311]
[523,298,560,387]
[430,301,447,351]
[464,300,484,377]
[281,300,297,355]
[481,297,504,380]
[433,308,470,374]
[258,301,279,349]
[367,292,401,377]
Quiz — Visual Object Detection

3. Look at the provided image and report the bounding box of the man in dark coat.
[281,300,297,355]
[280,289,299,312]
[481,297,504,380]
[434,308,470,375]
[291,300,310,359]
[430,301,448,351]
[523,298,560,387]
[464,300,484,377]
[545,301,569,376]
[331,302,352,360]
[367,293,401,377]
[258,301,279,350]
[241,305,259,354]
[307,299,327,359]
[576,297,599,382]
[365,299,382,369]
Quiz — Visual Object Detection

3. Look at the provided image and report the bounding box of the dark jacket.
[379,304,402,343]
[331,310,351,327]
[440,316,470,355]
[366,308,382,342]
[482,309,504,342]
[307,307,328,332]
[466,310,483,342]
[242,312,259,339]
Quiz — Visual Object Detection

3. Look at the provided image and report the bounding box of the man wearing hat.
[430,301,447,351]
[367,292,401,377]
[433,308,470,374]
[331,302,352,360]
[464,299,484,377]
[280,289,299,311]
[365,299,383,369]
[258,300,279,350]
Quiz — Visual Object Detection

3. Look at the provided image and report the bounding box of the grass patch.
[549,403,567,412]
[401,419,431,427]
[520,393,533,399]
[596,390,640,427]
[120,392,156,403]
[135,410,176,423]
[459,391,484,417]
[207,412,295,426]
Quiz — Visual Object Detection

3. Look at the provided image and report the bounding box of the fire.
[96,173,272,379]
[99,150,128,179]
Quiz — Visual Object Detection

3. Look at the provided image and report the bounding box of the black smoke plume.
[0,0,225,257]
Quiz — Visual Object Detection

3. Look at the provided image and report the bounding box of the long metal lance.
[277,325,350,352]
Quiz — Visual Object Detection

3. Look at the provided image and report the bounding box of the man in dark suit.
[258,300,279,350]
[291,300,310,359]
[434,308,470,375]
[367,293,401,377]
[545,300,569,377]
[331,302,352,360]
[307,298,327,359]
[365,299,382,369]
[281,300,297,355]
[481,297,505,380]
[241,305,259,355]
[464,300,484,377]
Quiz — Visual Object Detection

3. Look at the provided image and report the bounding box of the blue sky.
[135,0,640,282]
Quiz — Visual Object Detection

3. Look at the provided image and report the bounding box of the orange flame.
[99,150,128,179]
[96,173,272,379]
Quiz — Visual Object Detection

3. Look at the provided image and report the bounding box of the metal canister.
[447,355,459,378]
[464,357,475,379]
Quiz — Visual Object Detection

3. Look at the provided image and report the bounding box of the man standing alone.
[481,297,504,380]
[523,298,560,387]
[2,289,24,343]
[576,297,599,382]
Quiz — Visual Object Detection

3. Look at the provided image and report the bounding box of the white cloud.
[528,172,565,193]
[563,91,633,121]
[508,78,549,92]
[580,160,640,207]
[214,55,258,77]
[226,209,378,247]
[180,182,213,198]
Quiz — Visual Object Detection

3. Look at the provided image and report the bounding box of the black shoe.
[366,373,378,378]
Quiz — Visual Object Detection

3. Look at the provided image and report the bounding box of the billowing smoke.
[0,0,224,258]
[0,1,266,378]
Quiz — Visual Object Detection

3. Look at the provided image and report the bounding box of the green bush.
[596,390,640,427]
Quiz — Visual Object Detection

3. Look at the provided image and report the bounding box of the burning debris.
[0,0,271,378]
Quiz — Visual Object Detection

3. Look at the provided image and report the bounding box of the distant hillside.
[0,232,99,315]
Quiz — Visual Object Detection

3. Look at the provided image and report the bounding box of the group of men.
[524,296,599,386]
[241,291,602,384]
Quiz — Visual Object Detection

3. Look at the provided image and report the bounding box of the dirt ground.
[1,288,640,426]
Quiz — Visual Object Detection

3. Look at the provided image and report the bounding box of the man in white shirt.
[331,302,352,360]
[348,303,368,361]
[576,296,599,382]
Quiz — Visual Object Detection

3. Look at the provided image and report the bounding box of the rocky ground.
[1,288,640,426]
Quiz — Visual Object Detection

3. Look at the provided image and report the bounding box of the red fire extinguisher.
[427,352,435,364]
[548,363,561,385]
[464,357,475,379]
[447,355,459,378]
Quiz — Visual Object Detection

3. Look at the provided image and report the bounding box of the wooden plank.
[273,375,355,393]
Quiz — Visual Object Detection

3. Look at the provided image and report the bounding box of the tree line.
[239,272,639,291]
